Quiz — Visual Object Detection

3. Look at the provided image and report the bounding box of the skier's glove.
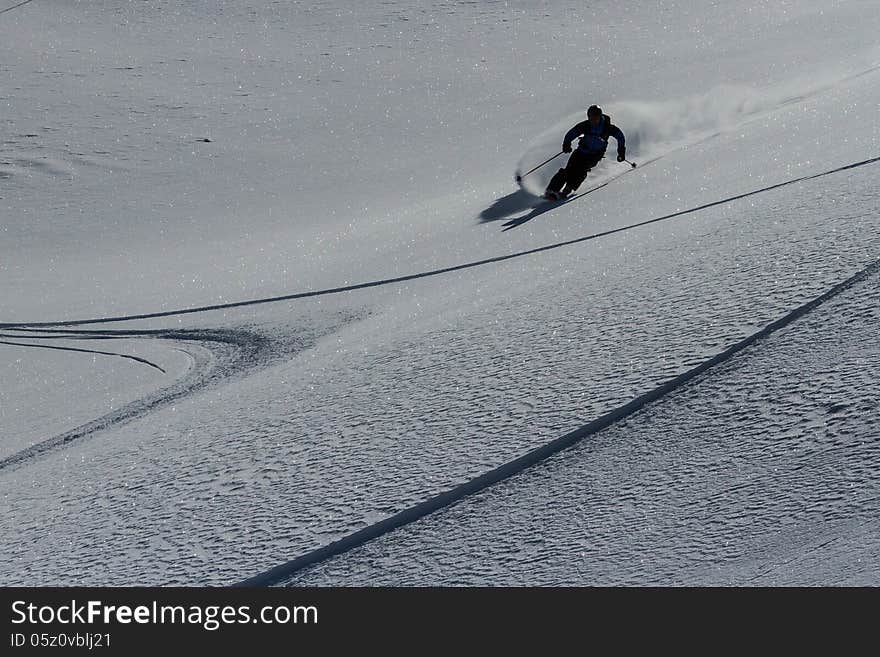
[617,147,626,163]
[563,143,572,154]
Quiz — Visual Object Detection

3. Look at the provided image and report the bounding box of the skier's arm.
[563,121,588,152]
[609,123,626,161]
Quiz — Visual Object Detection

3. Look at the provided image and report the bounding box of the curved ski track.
[0,336,166,372]
[238,255,880,586]
[1,154,878,584]
[1,155,878,330]
[0,327,307,473]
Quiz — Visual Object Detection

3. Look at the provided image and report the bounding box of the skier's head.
[587,105,603,125]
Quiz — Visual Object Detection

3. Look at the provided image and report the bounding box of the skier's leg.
[560,151,589,195]
[564,152,602,193]
[546,151,582,197]
[544,167,568,198]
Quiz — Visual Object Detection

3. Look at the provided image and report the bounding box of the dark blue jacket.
[564,114,625,155]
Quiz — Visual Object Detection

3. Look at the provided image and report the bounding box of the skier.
[544,105,626,200]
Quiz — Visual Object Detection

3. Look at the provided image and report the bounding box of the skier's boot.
[544,167,567,200]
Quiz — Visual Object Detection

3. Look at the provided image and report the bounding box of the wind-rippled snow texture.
[3,0,880,586]
[1,166,877,585]
[284,262,880,586]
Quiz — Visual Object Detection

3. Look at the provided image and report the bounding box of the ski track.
[239,255,880,586]
[0,327,308,474]
[1,155,878,583]
[0,337,166,373]
[283,273,880,586]
[499,159,649,231]
[0,0,37,18]
[513,61,880,199]
[1,155,878,331]
[0,0,880,582]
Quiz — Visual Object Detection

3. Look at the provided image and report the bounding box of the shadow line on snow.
[0,337,166,372]
[477,188,543,222]
[500,172,627,231]
[0,327,307,474]
[0,0,37,17]
[479,158,645,227]
[236,254,880,586]
[2,155,878,330]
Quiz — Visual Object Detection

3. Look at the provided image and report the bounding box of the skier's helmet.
[587,105,602,118]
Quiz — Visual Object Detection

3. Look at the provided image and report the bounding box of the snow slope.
[281,261,880,586]
[1,0,878,585]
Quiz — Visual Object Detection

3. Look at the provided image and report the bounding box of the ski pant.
[546,150,604,194]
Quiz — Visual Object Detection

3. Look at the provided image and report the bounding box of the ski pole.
[515,151,564,183]
[624,159,637,168]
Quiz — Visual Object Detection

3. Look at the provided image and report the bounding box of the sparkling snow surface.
[1,1,878,585]
[283,270,880,586]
